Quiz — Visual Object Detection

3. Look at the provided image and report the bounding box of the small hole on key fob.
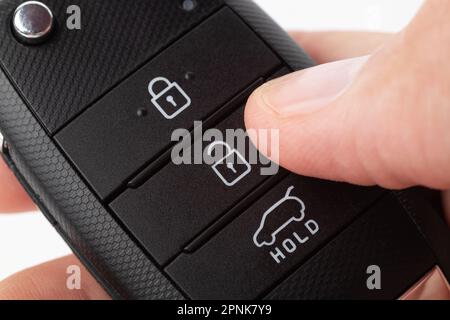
[180,0,197,12]
[136,108,148,117]
[184,71,195,80]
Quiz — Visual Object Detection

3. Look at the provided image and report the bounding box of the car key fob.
[0,0,449,300]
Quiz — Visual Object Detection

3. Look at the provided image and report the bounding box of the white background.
[0,0,424,281]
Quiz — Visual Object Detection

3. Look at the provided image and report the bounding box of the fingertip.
[245,81,343,182]
[244,61,376,185]
[0,255,110,300]
[0,157,36,213]
[245,84,274,131]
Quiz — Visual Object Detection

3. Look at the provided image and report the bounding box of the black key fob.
[0,0,449,300]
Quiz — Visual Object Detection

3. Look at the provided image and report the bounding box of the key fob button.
[165,176,384,299]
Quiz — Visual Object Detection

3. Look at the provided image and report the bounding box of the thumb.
[245,1,450,190]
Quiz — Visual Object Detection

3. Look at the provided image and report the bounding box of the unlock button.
[110,107,273,265]
[207,141,251,187]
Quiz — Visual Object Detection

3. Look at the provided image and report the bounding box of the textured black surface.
[0,69,183,300]
[265,194,436,300]
[0,0,223,134]
[225,0,315,71]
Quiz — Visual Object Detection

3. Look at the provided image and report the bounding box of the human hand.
[246,0,450,222]
[245,0,450,299]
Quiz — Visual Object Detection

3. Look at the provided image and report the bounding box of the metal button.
[12,1,54,45]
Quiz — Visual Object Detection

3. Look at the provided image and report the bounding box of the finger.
[0,157,35,213]
[401,267,450,300]
[290,31,392,64]
[246,1,450,190]
[0,255,110,300]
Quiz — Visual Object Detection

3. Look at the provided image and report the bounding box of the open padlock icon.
[148,77,192,119]
[206,141,252,187]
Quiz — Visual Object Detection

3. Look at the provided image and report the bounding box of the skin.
[1,0,449,299]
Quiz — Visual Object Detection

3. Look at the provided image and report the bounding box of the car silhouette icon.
[253,186,306,248]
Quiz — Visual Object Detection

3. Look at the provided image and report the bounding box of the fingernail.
[260,56,369,116]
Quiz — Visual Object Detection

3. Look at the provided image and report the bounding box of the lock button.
[148,77,192,119]
[55,8,280,199]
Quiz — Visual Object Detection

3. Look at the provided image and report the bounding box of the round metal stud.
[12,1,54,45]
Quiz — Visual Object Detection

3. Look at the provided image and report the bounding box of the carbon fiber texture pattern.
[0,69,183,300]
[225,0,315,70]
[0,0,223,134]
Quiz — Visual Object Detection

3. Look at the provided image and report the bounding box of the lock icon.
[206,141,252,187]
[148,76,192,119]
